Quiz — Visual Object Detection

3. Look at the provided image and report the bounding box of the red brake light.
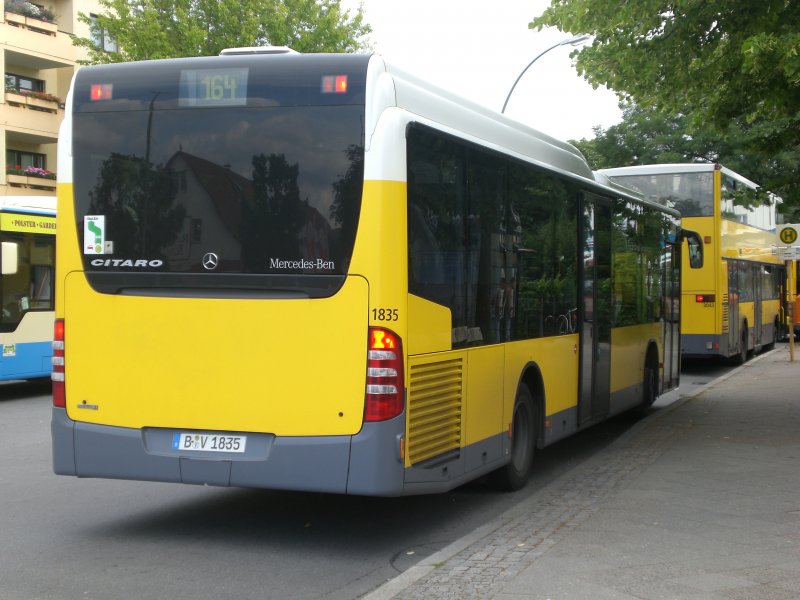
[321,75,348,94]
[52,319,65,408]
[90,84,113,101]
[364,327,404,422]
[695,294,715,303]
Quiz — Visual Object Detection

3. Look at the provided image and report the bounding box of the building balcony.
[4,90,61,112]
[1,91,62,139]
[2,12,76,68]
[4,10,58,35]
[4,172,56,191]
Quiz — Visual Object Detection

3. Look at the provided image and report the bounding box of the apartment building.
[2,0,102,197]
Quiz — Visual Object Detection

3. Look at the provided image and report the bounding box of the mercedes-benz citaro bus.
[52,49,702,496]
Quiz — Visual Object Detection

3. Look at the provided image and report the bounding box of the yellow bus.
[0,196,56,381]
[52,50,700,495]
[600,164,782,363]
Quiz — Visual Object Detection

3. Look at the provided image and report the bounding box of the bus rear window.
[71,56,366,297]
[72,105,363,295]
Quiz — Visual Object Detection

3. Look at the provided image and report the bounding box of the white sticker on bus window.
[84,216,106,255]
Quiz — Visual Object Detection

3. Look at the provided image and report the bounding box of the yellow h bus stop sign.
[779,225,799,246]
[775,225,800,260]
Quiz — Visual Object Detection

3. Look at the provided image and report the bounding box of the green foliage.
[73,0,371,64]
[88,153,186,258]
[534,0,800,216]
[571,104,742,170]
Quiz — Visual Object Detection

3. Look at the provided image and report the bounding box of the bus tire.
[763,317,778,352]
[491,383,536,491]
[732,326,748,365]
[641,350,659,411]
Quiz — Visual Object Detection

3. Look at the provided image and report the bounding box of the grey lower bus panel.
[51,408,406,496]
[682,333,729,357]
[401,433,507,495]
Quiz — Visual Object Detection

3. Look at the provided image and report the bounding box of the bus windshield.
[0,223,54,332]
[72,57,366,296]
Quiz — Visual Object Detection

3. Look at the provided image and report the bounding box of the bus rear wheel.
[732,328,748,366]
[763,317,778,352]
[641,360,658,411]
[491,383,536,491]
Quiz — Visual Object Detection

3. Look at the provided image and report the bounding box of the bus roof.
[0,195,56,215]
[371,56,666,210]
[598,163,760,191]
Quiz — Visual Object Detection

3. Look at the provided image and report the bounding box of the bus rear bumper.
[681,333,730,358]
[51,407,405,496]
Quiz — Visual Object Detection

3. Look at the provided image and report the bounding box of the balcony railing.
[5,172,57,191]
[4,90,62,113]
[4,9,57,35]
[1,91,63,140]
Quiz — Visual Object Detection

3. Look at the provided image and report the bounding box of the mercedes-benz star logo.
[202,252,219,271]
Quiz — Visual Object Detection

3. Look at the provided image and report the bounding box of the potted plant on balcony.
[5,164,57,188]
[4,87,62,110]
[4,84,27,105]
[25,90,62,111]
[4,0,57,32]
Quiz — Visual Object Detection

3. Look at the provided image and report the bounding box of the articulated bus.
[52,51,700,496]
[600,164,782,363]
[0,196,56,381]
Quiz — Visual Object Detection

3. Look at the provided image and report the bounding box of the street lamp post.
[501,33,591,114]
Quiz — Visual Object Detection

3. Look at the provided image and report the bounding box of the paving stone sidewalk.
[366,345,800,599]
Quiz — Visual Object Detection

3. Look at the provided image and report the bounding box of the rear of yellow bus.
[52,53,407,495]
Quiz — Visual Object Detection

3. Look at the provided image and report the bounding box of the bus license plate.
[173,432,247,453]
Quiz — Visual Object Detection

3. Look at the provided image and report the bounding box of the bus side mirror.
[682,229,703,269]
[1,242,19,275]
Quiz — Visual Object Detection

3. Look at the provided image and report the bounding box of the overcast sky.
[340,0,622,142]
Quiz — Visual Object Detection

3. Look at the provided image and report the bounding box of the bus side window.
[32,265,53,302]
[683,230,703,269]
[1,241,19,275]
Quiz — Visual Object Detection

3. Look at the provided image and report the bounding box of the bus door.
[579,194,612,425]
[662,239,680,389]
[727,260,740,354]
[753,263,762,347]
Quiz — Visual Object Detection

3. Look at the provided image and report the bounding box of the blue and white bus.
[0,196,56,381]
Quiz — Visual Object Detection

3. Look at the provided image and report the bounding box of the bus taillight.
[364,327,404,422]
[52,319,65,408]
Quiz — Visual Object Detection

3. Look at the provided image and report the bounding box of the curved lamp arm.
[501,34,590,114]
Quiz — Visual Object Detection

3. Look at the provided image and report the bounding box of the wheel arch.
[518,361,545,449]
[644,339,660,379]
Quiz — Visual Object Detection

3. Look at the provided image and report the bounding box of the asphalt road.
[0,360,732,600]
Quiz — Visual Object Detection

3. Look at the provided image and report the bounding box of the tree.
[533,0,800,214]
[88,153,186,258]
[73,0,371,64]
[571,104,753,171]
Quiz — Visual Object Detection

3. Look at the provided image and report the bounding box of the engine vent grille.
[407,358,463,466]
[722,293,729,332]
